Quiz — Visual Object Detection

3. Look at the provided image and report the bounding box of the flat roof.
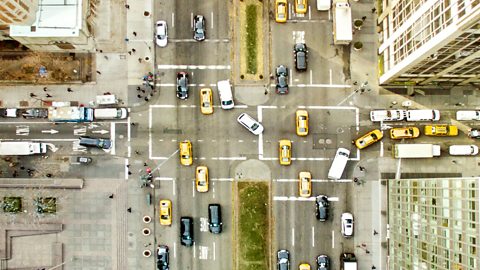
[10,0,83,37]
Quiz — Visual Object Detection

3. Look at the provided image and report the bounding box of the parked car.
[195,166,209,192]
[237,113,264,135]
[315,195,329,221]
[449,145,479,156]
[277,249,290,270]
[180,217,194,246]
[156,245,169,270]
[76,156,92,164]
[278,140,292,165]
[275,0,288,23]
[193,15,206,41]
[176,72,189,100]
[299,263,311,270]
[456,110,480,120]
[296,110,309,136]
[159,200,172,226]
[22,108,48,118]
[353,129,383,149]
[424,125,458,136]
[295,0,308,14]
[0,108,19,118]
[79,136,112,150]
[468,128,480,138]
[370,110,406,122]
[294,43,308,71]
[298,171,311,197]
[199,88,213,115]
[317,255,330,270]
[341,212,354,237]
[390,127,420,139]
[275,65,289,94]
[155,20,168,47]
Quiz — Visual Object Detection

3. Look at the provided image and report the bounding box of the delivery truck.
[340,253,357,270]
[0,141,47,155]
[393,144,441,158]
[48,107,94,122]
[333,0,352,45]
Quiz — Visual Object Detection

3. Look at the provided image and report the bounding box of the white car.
[341,212,354,237]
[237,113,264,135]
[370,110,406,122]
[456,110,480,121]
[155,20,168,47]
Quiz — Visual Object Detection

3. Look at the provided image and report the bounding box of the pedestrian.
[371,7,376,13]
[104,55,109,60]
[20,166,25,170]
[144,97,149,102]
[138,58,142,63]
[132,48,136,53]
[136,86,141,91]
[361,243,367,247]
[109,194,114,199]
[149,84,154,90]
[353,177,358,182]
[264,89,268,95]
[359,166,365,172]
[372,266,376,270]
[128,171,132,175]
[137,94,142,99]
[104,92,111,95]
[144,162,147,166]
[373,230,378,235]
[43,87,48,91]
[131,122,136,126]
[362,16,367,21]
[127,207,132,212]
[12,171,18,178]
[125,4,129,9]
[133,31,137,36]
[30,93,37,97]
[99,50,103,53]
[96,70,102,75]
[67,87,73,92]
[141,89,146,93]
[128,51,132,55]
[46,173,52,178]
[46,93,52,98]
[366,249,370,254]
[126,164,130,168]
[125,38,129,42]
[135,151,140,155]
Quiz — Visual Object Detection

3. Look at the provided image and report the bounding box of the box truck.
[340,253,357,270]
[393,144,441,158]
[333,0,352,45]
[0,141,47,155]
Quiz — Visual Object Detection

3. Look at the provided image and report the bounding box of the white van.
[317,0,331,10]
[449,145,479,156]
[217,80,234,110]
[94,108,128,119]
[406,110,440,121]
[327,148,350,180]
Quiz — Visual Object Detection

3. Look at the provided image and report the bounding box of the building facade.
[378,0,480,86]
[388,177,479,270]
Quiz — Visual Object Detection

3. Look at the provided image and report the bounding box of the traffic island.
[235,181,270,270]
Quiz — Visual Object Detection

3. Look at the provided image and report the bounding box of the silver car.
[237,113,264,135]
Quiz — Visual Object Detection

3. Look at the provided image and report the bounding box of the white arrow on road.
[92,130,109,134]
[41,129,59,134]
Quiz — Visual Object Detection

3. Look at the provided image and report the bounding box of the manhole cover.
[313,134,337,150]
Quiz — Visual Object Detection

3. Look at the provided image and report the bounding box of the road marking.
[276,179,352,183]
[295,83,350,88]
[110,122,116,155]
[173,179,176,196]
[329,69,333,84]
[199,245,208,260]
[193,242,196,258]
[395,159,402,179]
[291,228,295,246]
[173,242,176,258]
[200,217,208,232]
[273,196,316,201]
[157,64,231,70]
[380,141,384,157]
[308,7,311,20]
[212,178,234,182]
[211,12,214,29]
[16,125,29,136]
[312,227,315,247]
[190,12,193,28]
[310,70,313,84]
[213,242,216,260]
[332,231,335,248]
[125,158,129,180]
[169,38,230,43]
[192,181,195,197]
[211,157,247,160]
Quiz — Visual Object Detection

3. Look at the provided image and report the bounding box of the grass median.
[245,4,258,74]
[237,181,269,270]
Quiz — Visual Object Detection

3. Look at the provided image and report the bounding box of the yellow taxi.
[353,129,383,149]
[298,171,312,197]
[299,263,311,270]
[279,140,292,165]
[295,0,308,14]
[296,110,309,136]
[390,127,420,139]
[200,88,213,115]
[424,125,458,136]
[159,199,172,226]
[275,0,288,23]
[179,140,193,166]
[195,166,209,192]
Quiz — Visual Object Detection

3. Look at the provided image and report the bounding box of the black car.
[277,249,290,270]
[22,108,48,118]
[317,255,330,270]
[208,204,223,234]
[156,245,169,270]
[176,72,189,99]
[275,65,289,94]
[193,15,206,41]
[180,217,194,246]
[79,136,112,150]
[294,43,308,71]
[315,195,329,221]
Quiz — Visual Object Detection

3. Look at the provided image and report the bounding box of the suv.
[79,136,112,150]
[156,245,169,270]
[176,72,189,99]
[317,255,330,270]
[193,15,206,41]
[277,249,290,270]
[22,108,48,118]
[315,195,329,221]
[237,113,264,135]
[208,204,223,234]
[275,65,289,94]
[180,217,194,246]
[293,43,308,71]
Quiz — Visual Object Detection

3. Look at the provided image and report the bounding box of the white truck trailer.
[0,142,47,155]
[340,253,357,270]
[393,144,441,158]
[333,0,352,45]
